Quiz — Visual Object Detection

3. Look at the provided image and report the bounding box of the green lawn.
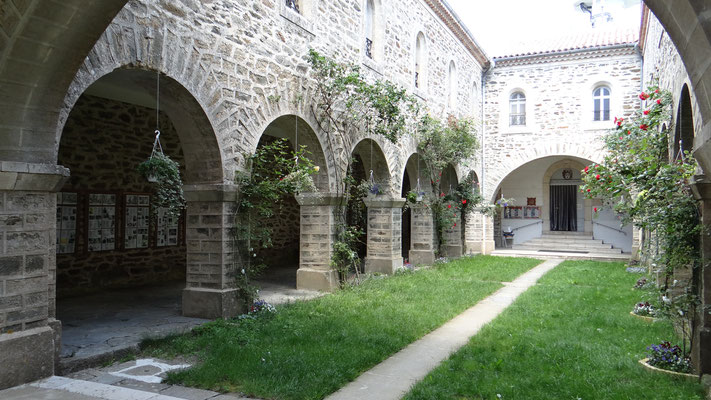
[141,256,540,400]
[404,260,706,400]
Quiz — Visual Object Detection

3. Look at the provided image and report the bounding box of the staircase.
[492,231,630,261]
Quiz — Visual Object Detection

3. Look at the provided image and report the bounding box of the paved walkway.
[326,258,562,400]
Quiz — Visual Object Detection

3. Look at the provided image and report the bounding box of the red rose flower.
[595,174,601,180]
[587,189,591,192]
[584,166,589,173]
[655,89,660,94]
[448,204,452,209]
[657,99,662,105]
[462,199,467,204]
[594,207,598,212]
[639,92,649,100]
[640,124,648,130]
[627,130,631,135]
[644,110,650,115]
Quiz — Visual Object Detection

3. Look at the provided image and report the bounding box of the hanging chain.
[150,70,163,159]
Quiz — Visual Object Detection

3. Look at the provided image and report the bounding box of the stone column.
[0,162,69,389]
[182,184,240,319]
[296,193,340,292]
[442,202,463,258]
[630,225,642,260]
[691,177,711,374]
[363,197,405,274]
[464,208,496,255]
[409,204,435,265]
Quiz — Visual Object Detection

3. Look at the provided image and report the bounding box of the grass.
[404,260,707,400]
[141,255,540,399]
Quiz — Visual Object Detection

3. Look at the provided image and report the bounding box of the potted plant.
[137,152,186,216]
[640,341,696,380]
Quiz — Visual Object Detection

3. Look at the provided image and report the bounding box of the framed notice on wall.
[88,193,116,252]
[125,194,150,249]
[523,206,541,219]
[56,192,78,254]
[156,207,179,247]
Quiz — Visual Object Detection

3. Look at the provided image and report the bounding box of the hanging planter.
[137,130,186,216]
[368,170,381,195]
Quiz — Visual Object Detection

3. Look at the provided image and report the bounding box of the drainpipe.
[481,60,492,250]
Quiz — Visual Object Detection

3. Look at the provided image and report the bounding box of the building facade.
[3,0,711,389]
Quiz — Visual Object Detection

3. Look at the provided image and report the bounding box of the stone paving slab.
[325,258,562,400]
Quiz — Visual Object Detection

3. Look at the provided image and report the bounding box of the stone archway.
[542,159,591,234]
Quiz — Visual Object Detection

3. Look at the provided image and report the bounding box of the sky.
[445,0,643,56]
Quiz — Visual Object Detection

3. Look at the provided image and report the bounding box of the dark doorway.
[550,185,577,231]
[401,169,412,261]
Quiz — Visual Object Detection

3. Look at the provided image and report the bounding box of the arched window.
[509,91,526,126]
[365,0,375,59]
[674,84,694,161]
[472,82,479,115]
[414,32,426,89]
[448,61,457,109]
[593,86,611,121]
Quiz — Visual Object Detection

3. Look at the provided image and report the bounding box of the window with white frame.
[365,0,375,59]
[509,91,526,126]
[448,61,457,109]
[414,32,426,89]
[593,86,611,121]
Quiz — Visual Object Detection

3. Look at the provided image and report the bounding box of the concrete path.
[326,258,562,400]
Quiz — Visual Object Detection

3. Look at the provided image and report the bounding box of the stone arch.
[401,152,432,196]
[255,114,331,192]
[441,164,459,195]
[644,1,711,173]
[65,68,224,184]
[673,83,694,160]
[350,138,392,195]
[485,143,605,201]
[61,18,229,182]
[0,0,128,164]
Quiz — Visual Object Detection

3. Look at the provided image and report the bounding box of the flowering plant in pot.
[645,341,693,374]
[632,301,657,317]
[137,151,185,217]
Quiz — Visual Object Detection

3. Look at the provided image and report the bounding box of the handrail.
[593,221,627,236]
[511,220,543,233]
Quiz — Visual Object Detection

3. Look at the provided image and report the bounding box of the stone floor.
[57,266,322,373]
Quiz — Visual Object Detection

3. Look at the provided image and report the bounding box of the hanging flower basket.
[137,131,185,216]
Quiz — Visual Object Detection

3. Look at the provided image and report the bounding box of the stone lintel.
[0,326,55,389]
[409,249,435,265]
[365,256,402,274]
[363,197,406,208]
[296,267,339,291]
[182,287,242,319]
[295,192,342,206]
[0,162,70,191]
[183,184,240,202]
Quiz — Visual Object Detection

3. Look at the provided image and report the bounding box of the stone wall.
[56,94,186,296]
[483,48,642,201]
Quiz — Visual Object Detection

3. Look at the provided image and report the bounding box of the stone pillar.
[442,202,462,258]
[630,225,642,260]
[409,204,435,265]
[691,177,711,375]
[182,184,240,319]
[363,197,405,274]
[464,208,496,255]
[0,162,69,389]
[296,193,340,291]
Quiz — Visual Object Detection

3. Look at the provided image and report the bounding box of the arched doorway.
[674,84,694,161]
[55,67,224,367]
[252,115,329,288]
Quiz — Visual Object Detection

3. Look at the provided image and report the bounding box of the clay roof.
[493,28,639,59]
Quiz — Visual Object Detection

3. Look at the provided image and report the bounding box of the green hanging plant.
[137,149,186,217]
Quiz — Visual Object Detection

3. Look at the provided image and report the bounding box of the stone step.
[512,244,622,254]
[539,233,594,240]
[527,237,604,245]
[517,241,613,250]
[492,249,630,262]
[542,231,591,236]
